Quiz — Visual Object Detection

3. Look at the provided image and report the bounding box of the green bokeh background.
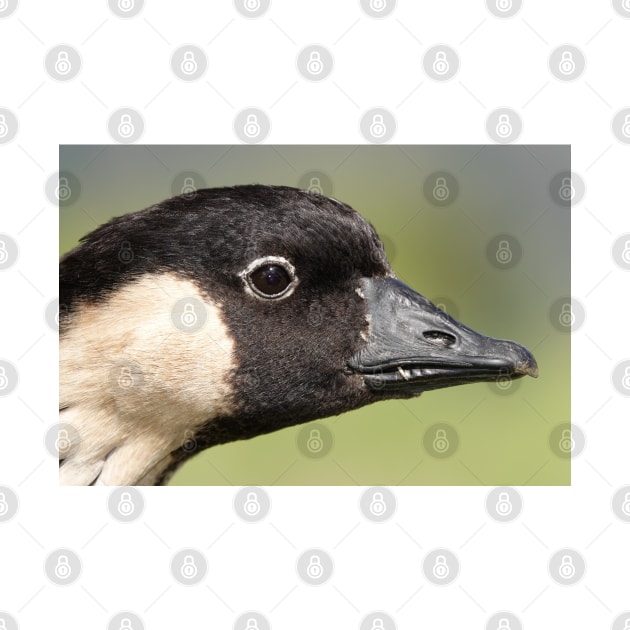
[59,145,570,486]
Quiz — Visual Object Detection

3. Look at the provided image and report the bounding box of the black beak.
[349,277,538,393]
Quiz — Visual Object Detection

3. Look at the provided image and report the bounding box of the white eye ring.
[238,255,299,300]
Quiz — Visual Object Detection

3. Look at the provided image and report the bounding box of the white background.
[1,0,629,628]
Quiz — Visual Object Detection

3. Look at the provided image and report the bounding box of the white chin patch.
[59,272,237,486]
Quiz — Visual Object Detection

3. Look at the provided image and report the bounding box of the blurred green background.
[59,145,570,486]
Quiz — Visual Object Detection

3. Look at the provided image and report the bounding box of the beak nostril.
[423,330,457,348]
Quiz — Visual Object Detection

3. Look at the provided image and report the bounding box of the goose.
[59,184,538,485]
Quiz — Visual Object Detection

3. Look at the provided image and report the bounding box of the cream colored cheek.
[59,273,238,486]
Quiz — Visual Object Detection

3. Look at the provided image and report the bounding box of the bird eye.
[250,264,290,296]
[240,256,298,300]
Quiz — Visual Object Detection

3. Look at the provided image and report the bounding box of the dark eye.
[249,264,292,297]
[240,256,298,300]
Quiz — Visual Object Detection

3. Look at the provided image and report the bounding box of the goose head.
[59,185,537,485]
